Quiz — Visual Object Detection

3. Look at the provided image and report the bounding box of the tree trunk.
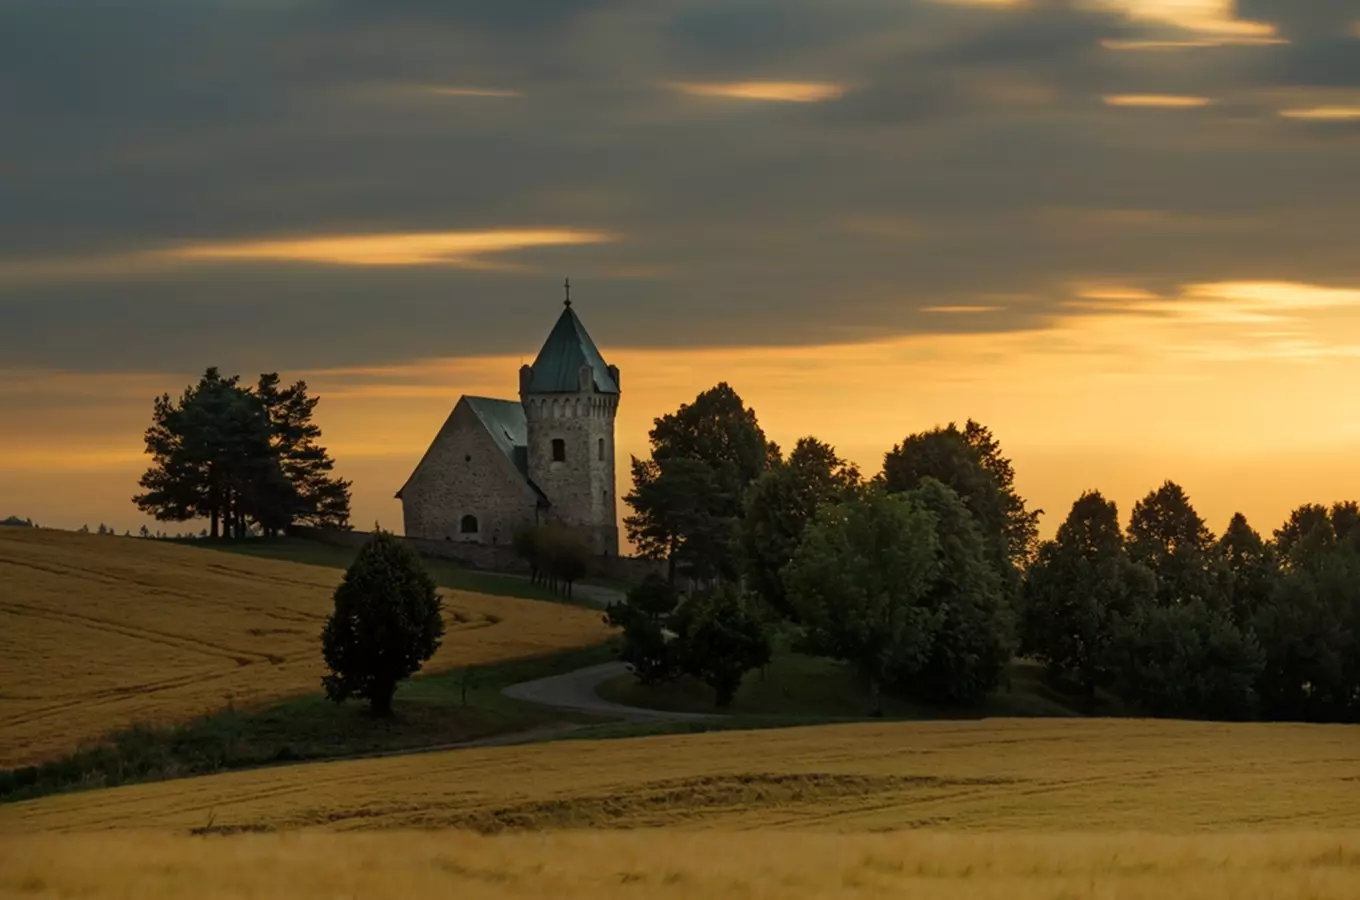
[369,683,396,717]
[210,506,219,540]
[868,674,883,718]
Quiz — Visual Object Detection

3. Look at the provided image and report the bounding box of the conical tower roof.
[525,301,619,394]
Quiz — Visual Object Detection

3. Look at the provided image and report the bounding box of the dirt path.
[502,661,717,723]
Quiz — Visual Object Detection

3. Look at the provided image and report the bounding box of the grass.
[0,642,619,804]
[6,716,1358,834]
[595,652,1114,719]
[0,528,614,767]
[185,535,580,605]
[4,831,1360,899]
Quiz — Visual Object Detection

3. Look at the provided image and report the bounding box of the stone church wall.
[400,402,540,545]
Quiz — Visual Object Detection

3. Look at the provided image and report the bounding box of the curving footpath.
[502,661,717,723]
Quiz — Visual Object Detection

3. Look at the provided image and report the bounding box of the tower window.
[551,438,566,462]
[598,438,605,461]
[460,514,479,534]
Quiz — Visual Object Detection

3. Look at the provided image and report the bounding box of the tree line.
[134,368,352,538]
[613,381,1359,722]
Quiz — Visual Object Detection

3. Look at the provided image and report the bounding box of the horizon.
[3,0,1358,545]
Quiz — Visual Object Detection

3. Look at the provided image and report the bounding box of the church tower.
[519,283,620,555]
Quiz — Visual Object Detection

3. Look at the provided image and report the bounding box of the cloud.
[1103,94,1214,107]
[164,229,614,268]
[668,81,845,102]
[1279,106,1360,120]
[0,0,1358,377]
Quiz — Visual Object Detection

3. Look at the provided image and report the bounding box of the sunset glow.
[1279,107,1360,121]
[163,230,616,267]
[1103,95,1214,108]
[669,81,846,103]
[424,86,523,98]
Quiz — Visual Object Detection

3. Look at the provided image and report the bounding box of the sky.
[3,0,1359,542]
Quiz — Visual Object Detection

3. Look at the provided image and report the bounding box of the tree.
[1215,513,1276,626]
[1126,480,1217,607]
[896,478,1013,706]
[739,437,861,619]
[625,384,772,583]
[784,488,942,715]
[514,523,593,599]
[320,531,445,716]
[542,524,591,601]
[605,576,684,685]
[1273,503,1334,571]
[1021,491,1151,708]
[880,426,1012,589]
[1253,522,1360,723]
[134,367,351,538]
[1108,599,1265,721]
[255,373,352,531]
[961,420,1043,566]
[676,587,772,707]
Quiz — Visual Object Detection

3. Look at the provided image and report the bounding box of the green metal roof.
[525,305,619,395]
[462,396,547,502]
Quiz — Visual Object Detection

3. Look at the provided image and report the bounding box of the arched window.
[598,438,605,461]
[552,438,566,462]
[460,514,479,534]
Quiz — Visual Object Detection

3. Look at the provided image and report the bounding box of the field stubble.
[4,717,1357,835]
[0,529,612,767]
[2,830,1359,899]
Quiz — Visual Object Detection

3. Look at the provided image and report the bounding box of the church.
[395,288,621,556]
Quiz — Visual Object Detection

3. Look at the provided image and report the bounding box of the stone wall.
[522,378,619,556]
[399,400,542,546]
[289,525,666,584]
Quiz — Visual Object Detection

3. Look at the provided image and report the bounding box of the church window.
[552,438,566,462]
[460,514,479,534]
[598,438,605,461]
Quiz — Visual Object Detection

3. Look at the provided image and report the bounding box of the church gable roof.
[463,396,531,479]
[395,395,546,503]
[525,305,619,395]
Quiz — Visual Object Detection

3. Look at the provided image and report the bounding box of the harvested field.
[4,718,1357,834]
[4,830,1360,899]
[0,529,612,767]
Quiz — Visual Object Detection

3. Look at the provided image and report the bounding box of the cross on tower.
[564,277,572,308]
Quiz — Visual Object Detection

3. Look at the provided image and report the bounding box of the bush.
[515,522,592,600]
[320,530,445,716]
[605,576,683,685]
[677,587,772,707]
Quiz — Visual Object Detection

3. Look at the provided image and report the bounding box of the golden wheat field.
[0,528,612,767]
[5,718,1358,834]
[3,831,1360,899]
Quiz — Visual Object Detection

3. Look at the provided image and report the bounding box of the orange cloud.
[922,305,1004,314]
[1279,107,1360,121]
[424,86,522,98]
[164,229,615,267]
[668,81,845,102]
[0,230,617,284]
[1103,94,1214,108]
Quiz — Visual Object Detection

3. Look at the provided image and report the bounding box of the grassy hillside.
[4,832,1360,900]
[0,528,613,767]
[595,653,1115,719]
[5,717,1357,834]
[187,536,585,605]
